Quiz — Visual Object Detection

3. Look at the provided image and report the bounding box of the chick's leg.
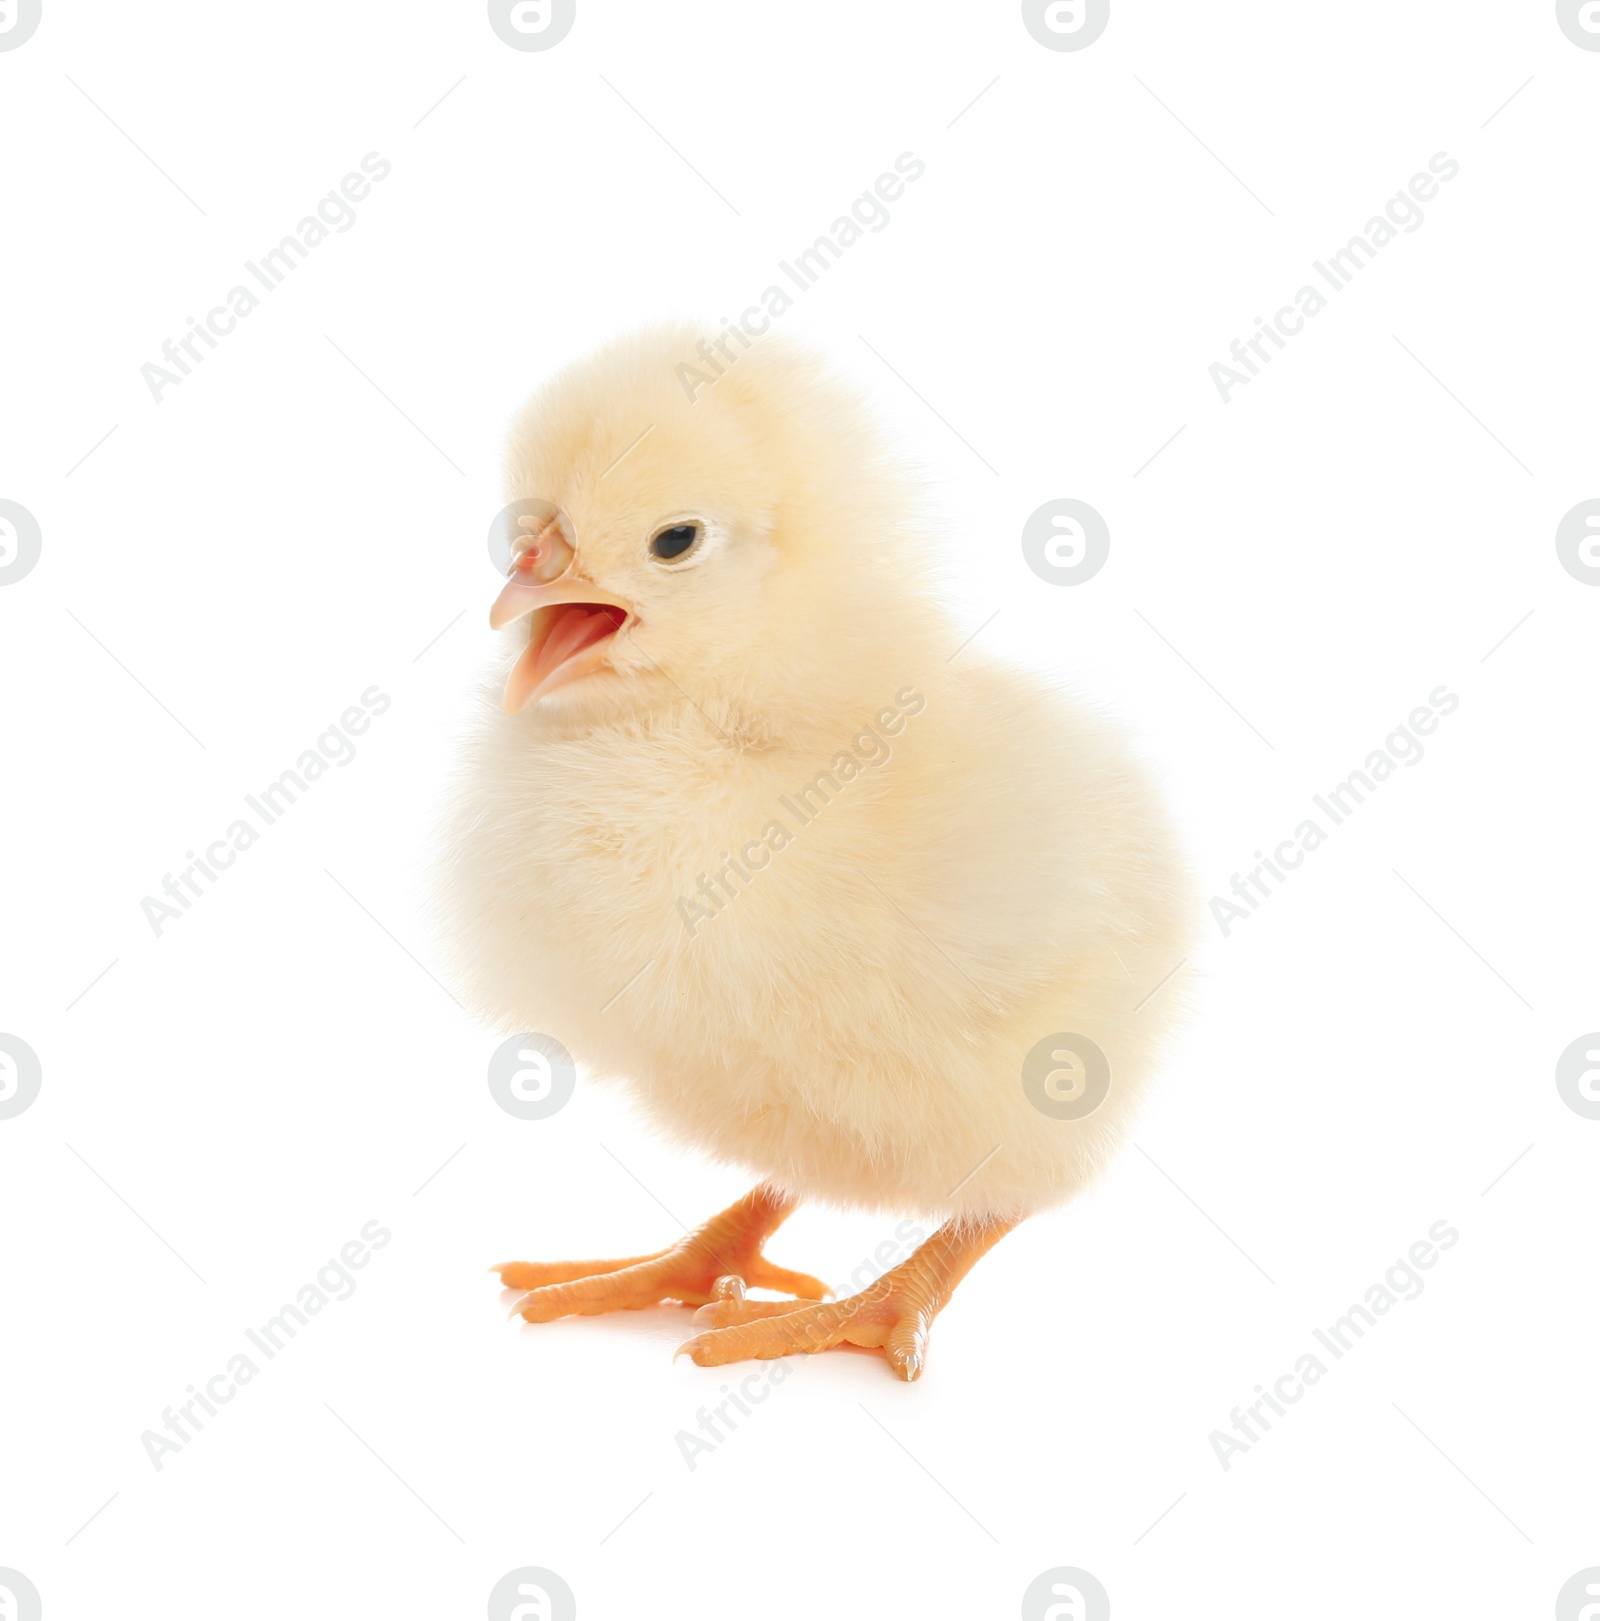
[678,1215,1017,1381]
[497,1184,827,1323]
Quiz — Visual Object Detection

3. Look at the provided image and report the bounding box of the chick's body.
[442,327,1194,1235]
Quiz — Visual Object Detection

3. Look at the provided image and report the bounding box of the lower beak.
[490,579,632,713]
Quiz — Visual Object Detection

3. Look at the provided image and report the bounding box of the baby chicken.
[438,324,1194,1380]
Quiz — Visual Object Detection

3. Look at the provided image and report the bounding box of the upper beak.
[490,514,576,627]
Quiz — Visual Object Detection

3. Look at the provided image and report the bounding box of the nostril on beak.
[511,516,575,585]
[487,497,577,580]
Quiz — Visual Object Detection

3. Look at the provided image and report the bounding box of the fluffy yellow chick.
[438,324,1194,1380]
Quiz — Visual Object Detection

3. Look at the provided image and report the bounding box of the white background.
[2,2,1596,1617]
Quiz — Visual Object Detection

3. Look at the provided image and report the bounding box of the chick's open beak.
[490,523,630,713]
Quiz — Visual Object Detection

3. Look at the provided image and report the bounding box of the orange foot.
[677,1216,1017,1381]
[496,1184,827,1323]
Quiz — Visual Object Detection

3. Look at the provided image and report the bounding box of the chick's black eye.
[649,523,700,562]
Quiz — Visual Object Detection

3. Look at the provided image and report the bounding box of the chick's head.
[490,324,927,727]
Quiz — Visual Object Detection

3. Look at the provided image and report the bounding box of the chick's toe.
[499,1183,824,1323]
[677,1215,1014,1381]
